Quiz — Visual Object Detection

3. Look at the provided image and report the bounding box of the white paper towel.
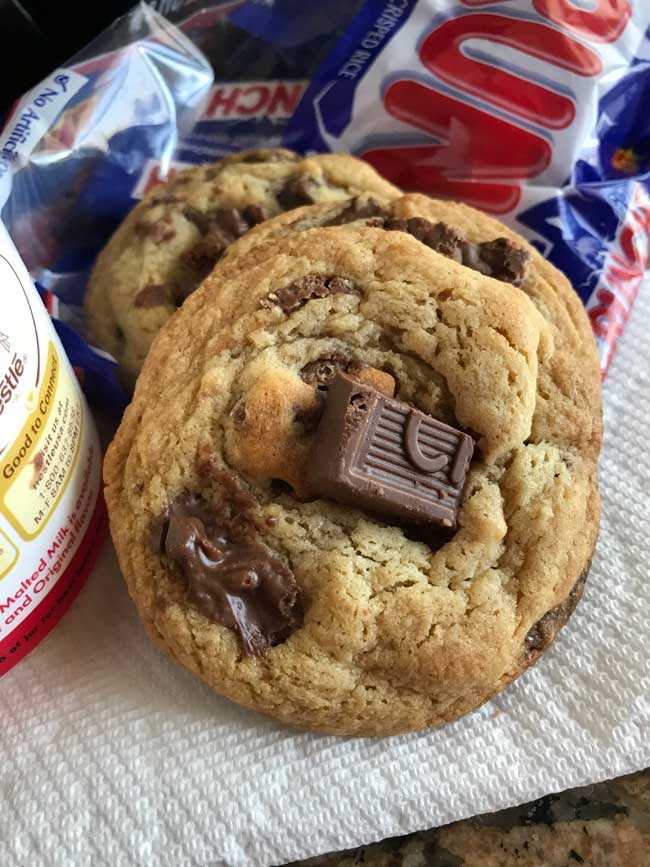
[2,284,649,867]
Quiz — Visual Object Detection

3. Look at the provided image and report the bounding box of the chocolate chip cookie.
[104,202,602,736]
[222,191,541,286]
[84,149,400,383]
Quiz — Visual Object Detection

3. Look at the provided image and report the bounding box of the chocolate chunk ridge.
[265,274,358,314]
[276,175,321,209]
[385,217,464,262]
[377,216,530,285]
[307,373,474,527]
[177,204,270,300]
[463,236,530,286]
[327,196,388,226]
[154,493,301,656]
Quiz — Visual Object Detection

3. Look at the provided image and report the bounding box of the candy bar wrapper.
[286,0,650,376]
[0,0,360,403]
[2,1,649,392]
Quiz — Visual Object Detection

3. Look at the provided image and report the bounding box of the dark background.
[0,0,134,112]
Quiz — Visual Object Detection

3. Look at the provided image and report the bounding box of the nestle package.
[0,222,105,674]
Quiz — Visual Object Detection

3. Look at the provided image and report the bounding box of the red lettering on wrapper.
[533,0,631,43]
[206,85,241,118]
[587,185,650,375]
[420,15,600,130]
[236,86,268,116]
[363,81,551,213]
[462,0,631,42]
[203,81,306,121]
[268,83,305,117]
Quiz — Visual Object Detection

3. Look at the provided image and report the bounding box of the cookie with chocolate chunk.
[84,149,400,383]
[104,214,602,736]
[223,192,531,287]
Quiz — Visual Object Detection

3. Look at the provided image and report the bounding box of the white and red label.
[0,225,105,674]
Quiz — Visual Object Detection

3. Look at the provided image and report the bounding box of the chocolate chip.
[300,354,354,387]
[180,231,229,275]
[468,237,530,286]
[155,492,301,656]
[134,283,169,308]
[523,565,589,661]
[327,197,387,226]
[215,207,249,239]
[383,217,464,263]
[380,216,529,284]
[266,274,358,314]
[180,205,268,282]
[182,206,212,234]
[242,203,268,225]
[276,175,321,209]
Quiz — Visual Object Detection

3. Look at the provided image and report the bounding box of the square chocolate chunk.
[307,373,474,527]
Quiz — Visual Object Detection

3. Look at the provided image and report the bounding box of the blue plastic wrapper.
[2,0,649,412]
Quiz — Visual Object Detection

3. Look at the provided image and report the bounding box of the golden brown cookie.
[104,198,602,736]
[84,149,401,383]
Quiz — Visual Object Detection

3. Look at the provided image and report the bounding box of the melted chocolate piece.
[155,493,301,656]
[183,206,212,234]
[523,565,589,662]
[385,217,464,263]
[307,373,474,528]
[327,197,388,226]
[267,274,358,314]
[216,207,249,238]
[464,237,530,286]
[180,204,270,287]
[276,175,321,209]
[242,203,268,225]
[134,283,168,308]
[378,216,530,285]
[180,231,229,278]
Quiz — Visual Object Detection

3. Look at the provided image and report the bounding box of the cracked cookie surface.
[104,205,602,736]
[84,149,400,383]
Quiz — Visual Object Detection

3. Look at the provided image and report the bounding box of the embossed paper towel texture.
[1,283,649,867]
